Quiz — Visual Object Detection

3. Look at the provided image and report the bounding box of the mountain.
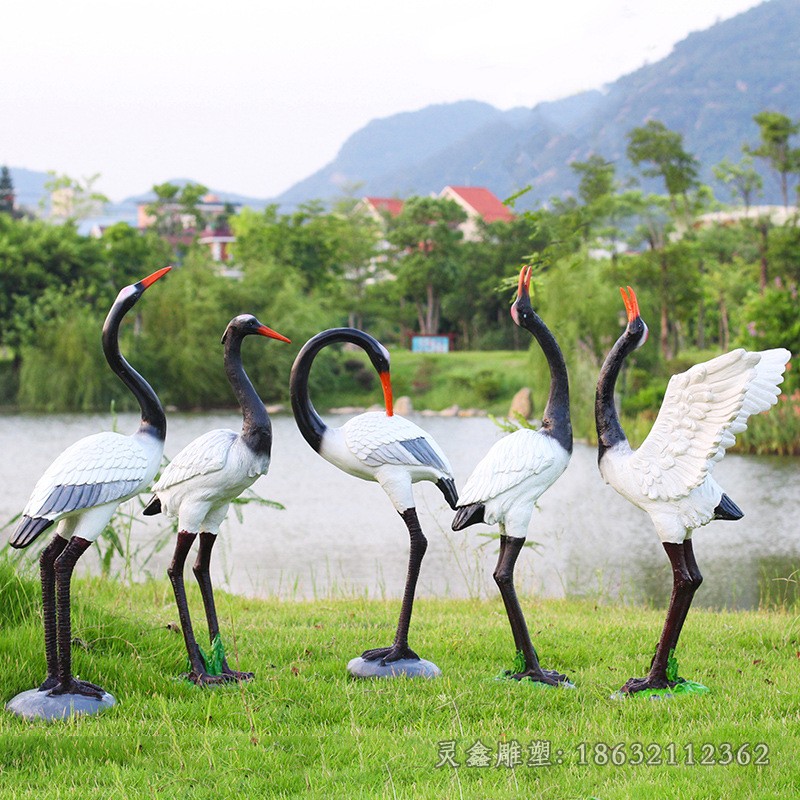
[276,101,507,206]
[6,167,51,211]
[276,0,800,208]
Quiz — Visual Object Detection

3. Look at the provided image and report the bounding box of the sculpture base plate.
[347,656,441,679]
[6,688,116,721]
[610,678,710,701]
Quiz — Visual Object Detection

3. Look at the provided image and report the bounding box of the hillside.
[276,0,800,208]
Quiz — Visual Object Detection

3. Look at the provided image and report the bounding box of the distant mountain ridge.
[4,171,271,230]
[7,0,799,215]
[276,0,800,209]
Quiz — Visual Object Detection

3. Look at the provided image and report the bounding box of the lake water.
[2,412,799,610]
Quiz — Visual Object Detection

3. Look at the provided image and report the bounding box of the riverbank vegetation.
[0,559,798,798]
[2,113,800,453]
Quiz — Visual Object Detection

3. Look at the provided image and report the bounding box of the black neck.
[102,300,166,441]
[523,314,572,453]
[595,335,630,459]
[290,328,379,452]
[225,334,271,456]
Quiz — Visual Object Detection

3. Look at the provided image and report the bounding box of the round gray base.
[6,688,116,721]
[347,656,441,679]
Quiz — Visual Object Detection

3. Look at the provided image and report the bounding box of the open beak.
[517,264,532,303]
[620,285,640,323]
[138,266,172,289]
[511,264,533,325]
[256,324,291,344]
[379,371,394,417]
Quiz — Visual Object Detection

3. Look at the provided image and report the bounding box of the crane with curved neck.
[290,327,457,678]
[291,327,394,451]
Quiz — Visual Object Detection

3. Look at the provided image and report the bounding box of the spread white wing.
[152,429,238,491]
[629,348,789,502]
[343,413,452,475]
[458,428,559,506]
[23,431,151,520]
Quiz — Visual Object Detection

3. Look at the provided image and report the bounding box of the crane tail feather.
[451,502,485,530]
[436,478,459,510]
[714,493,743,521]
[142,496,162,516]
[9,516,53,549]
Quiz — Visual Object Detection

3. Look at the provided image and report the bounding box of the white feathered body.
[600,347,790,543]
[20,429,164,543]
[457,428,571,539]
[319,412,454,512]
[151,429,270,534]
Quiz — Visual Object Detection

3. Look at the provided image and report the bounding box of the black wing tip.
[451,503,485,530]
[436,478,459,510]
[9,517,53,549]
[142,496,162,516]
[714,493,744,521]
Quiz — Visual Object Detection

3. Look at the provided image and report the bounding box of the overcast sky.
[3,0,764,201]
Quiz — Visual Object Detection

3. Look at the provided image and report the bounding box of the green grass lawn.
[1,564,798,799]
[322,349,534,416]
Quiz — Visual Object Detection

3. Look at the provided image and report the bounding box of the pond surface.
[2,412,799,609]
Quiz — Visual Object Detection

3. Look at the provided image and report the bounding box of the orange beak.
[620,285,640,323]
[380,371,394,417]
[139,266,172,288]
[517,264,532,301]
[256,324,291,344]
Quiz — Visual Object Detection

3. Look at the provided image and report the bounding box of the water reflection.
[2,412,799,610]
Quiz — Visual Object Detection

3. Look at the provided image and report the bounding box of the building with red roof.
[357,196,405,222]
[439,185,515,240]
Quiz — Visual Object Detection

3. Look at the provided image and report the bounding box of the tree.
[746,111,800,209]
[0,215,106,370]
[232,201,375,292]
[100,222,173,288]
[42,172,108,222]
[145,181,209,236]
[446,215,546,349]
[572,154,616,206]
[713,155,763,213]
[0,166,15,216]
[385,197,467,336]
[626,121,700,217]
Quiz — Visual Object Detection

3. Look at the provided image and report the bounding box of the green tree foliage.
[232,202,376,294]
[737,283,800,393]
[100,222,173,288]
[0,215,106,362]
[447,215,547,349]
[626,121,700,216]
[572,154,616,206]
[385,196,467,336]
[713,154,763,211]
[17,292,119,411]
[145,181,209,236]
[42,172,109,222]
[0,166,15,216]
[746,111,800,209]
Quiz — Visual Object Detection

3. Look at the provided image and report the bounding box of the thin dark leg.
[49,536,103,698]
[493,534,568,686]
[168,531,225,685]
[361,508,427,663]
[38,534,68,691]
[622,540,702,694]
[193,532,253,681]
